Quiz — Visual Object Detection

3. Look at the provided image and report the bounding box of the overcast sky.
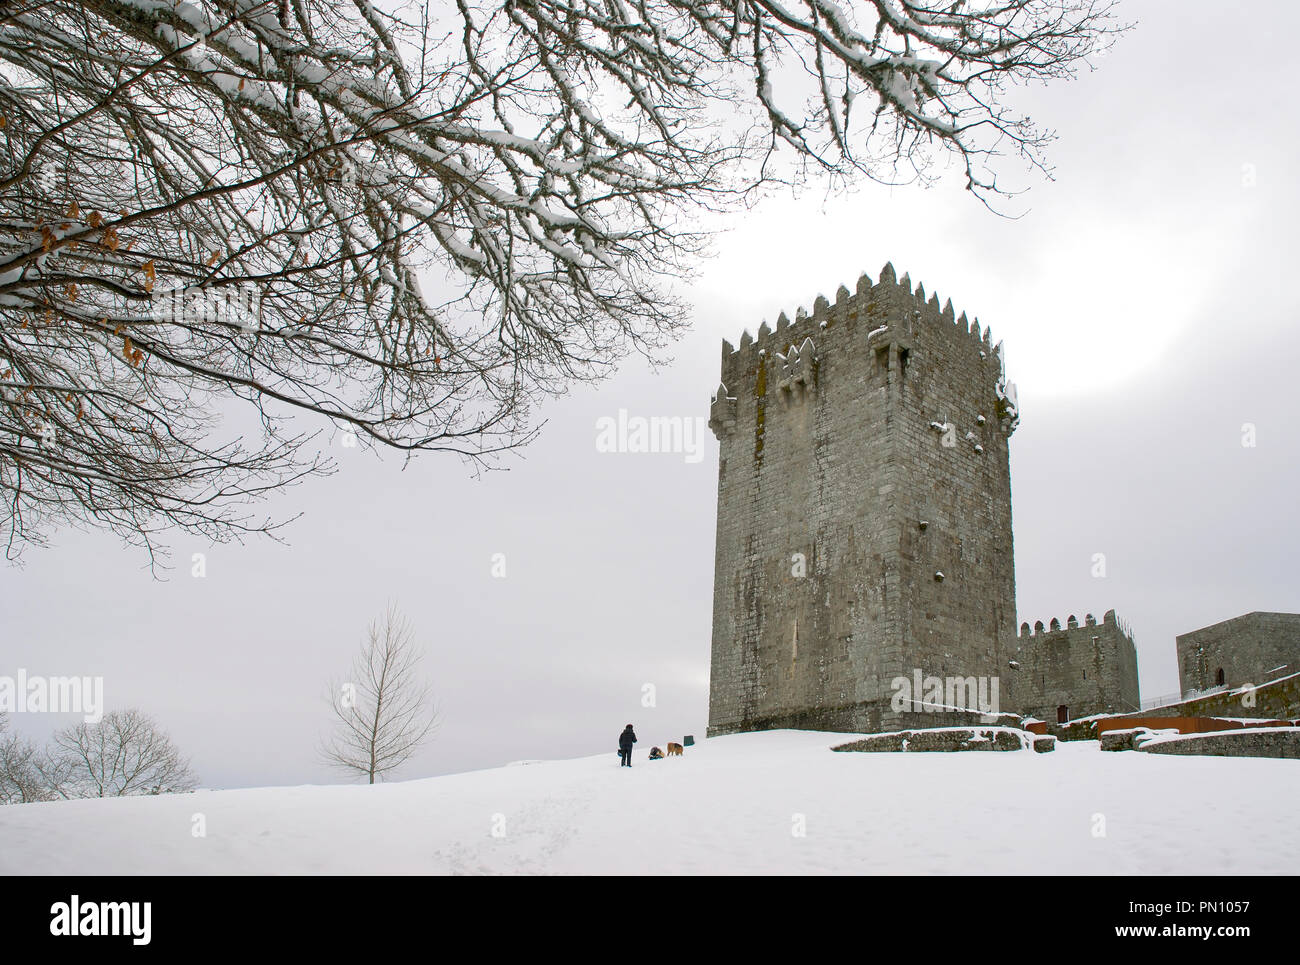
[3,0,1298,789]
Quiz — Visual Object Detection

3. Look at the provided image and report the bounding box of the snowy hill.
[2,730,1298,875]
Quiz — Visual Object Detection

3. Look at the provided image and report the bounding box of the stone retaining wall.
[832,726,1032,753]
[1137,728,1300,760]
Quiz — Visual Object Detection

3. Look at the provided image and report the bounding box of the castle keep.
[704,268,1300,739]
[706,264,1023,736]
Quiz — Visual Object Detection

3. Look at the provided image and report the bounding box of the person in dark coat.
[618,724,637,767]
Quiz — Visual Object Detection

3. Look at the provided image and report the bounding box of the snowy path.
[2,730,1296,874]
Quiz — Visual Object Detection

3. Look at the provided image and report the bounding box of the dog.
[648,746,664,760]
[666,742,683,756]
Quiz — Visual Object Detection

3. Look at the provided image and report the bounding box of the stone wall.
[1047,674,1300,741]
[1176,612,1300,695]
[707,264,1019,737]
[1138,728,1300,760]
[1131,672,1300,722]
[1012,610,1140,721]
[831,726,1031,753]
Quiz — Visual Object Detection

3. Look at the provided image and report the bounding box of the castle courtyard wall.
[1176,612,1300,695]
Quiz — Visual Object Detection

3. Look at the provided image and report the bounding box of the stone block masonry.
[1140,672,1300,721]
[706,264,1021,737]
[1014,610,1140,722]
[1137,727,1300,760]
[831,727,1033,753]
[1176,612,1300,695]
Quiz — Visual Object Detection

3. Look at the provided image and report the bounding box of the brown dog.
[666,742,683,756]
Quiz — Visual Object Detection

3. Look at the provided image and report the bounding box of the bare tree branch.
[0,0,1124,564]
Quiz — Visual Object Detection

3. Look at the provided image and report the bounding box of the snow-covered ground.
[2,730,1297,875]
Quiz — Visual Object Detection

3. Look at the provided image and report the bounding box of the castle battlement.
[1014,609,1140,720]
[1023,610,1108,637]
[1019,609,1136,643]
[712,262,1019,439]
[719,263,994,364]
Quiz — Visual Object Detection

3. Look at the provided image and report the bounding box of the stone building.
[1176,612,1300,695]
[706,264,1023,736]
[1014,610,1140,722]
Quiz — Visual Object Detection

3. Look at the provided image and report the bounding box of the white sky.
[3,0,1298,789]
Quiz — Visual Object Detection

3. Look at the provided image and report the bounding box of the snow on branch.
[0,0,1118,561]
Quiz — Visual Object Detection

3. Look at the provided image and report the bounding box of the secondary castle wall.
[707,264,1019,736]
[1176,612,1300,695]
[1138,728,1300,760]
[1014,610,1139,722]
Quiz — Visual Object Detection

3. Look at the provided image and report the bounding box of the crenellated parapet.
[1019,609,1135,643]
[711,261,1020,435]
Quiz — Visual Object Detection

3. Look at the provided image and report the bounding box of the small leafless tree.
[0,713,52,803]
[322,604,438,784]
[1,0,1124,563]
[49,708,197,797]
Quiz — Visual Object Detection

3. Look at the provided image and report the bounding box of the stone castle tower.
[707,263,1021,736]
[1016,610,1140,722]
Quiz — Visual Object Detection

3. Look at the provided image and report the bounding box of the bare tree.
[0,713,52,803]
[0,0,1124,561]
[322,604,438,783]
[49,708,197,797]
